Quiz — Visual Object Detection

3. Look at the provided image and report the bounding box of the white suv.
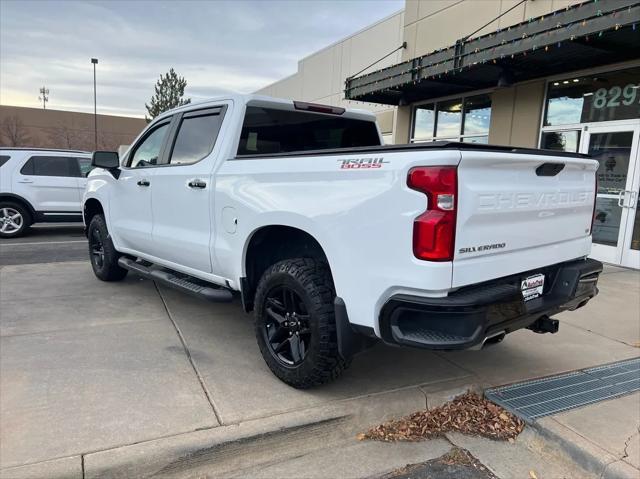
[0,148,92,238]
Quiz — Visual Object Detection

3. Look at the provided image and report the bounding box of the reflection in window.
[463,95,491,135]
[544,67,640,126]
[540,130,580,152]
[436,100,462,138]
[170,113,223,165]
[593,197,622,247]
[462,136,488,144]
[411,94,491,143]
[588,131,633,194]
[130,123,170,168]
[413,104,435,140]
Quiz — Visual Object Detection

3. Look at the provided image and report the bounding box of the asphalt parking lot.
[0,225,87,266]
[1,227,639,478]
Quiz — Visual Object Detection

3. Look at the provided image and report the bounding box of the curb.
[531,417,639,479]
[1,385,432,479]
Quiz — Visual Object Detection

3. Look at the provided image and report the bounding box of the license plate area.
[521,273,545,302]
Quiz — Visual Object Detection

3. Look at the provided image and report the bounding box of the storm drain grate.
[484,357,640,422]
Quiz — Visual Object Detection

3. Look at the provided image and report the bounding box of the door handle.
[137,179,150,187]
[17,178,34,183]
[618,190,637,208]
[188,179,207,189]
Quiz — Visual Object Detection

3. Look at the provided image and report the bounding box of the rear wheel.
[88,214,128,281]
[254,258,349,389]
[0,202,31,238]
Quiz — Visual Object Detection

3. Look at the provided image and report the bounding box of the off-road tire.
[88,214,128,281]
[0,201,31,238]
[254,258,350,389]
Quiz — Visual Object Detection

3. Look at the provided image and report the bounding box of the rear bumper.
[379,258,602,350]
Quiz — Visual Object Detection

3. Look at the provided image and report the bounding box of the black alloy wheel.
[89,228,105,269]
[262,285,312,366]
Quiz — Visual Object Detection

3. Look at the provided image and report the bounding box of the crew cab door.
[149,105,227,273]
[109,119,172,252]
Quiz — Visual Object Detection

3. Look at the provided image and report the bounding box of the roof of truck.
[154,93,376,122]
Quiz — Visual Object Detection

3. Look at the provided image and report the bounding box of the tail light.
[407,166,457,261]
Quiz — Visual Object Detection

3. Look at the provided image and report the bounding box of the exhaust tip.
[482,331,506,349]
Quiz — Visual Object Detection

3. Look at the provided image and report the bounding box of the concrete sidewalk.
[1,261,638,478]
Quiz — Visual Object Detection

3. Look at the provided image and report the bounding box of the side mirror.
[91,151,120,179]
[92,151,119,169]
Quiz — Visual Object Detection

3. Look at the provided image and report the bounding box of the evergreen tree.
[145,68,191,120]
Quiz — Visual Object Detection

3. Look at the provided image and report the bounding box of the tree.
[145,68,191,120]
[1,115,31,147]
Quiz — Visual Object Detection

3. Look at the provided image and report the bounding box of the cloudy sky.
[0,0,403,118]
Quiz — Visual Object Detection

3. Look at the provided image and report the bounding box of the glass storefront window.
[462,135,489,144]
[463,95,491,135]
[413,104,435,140]
[411,94,491,142]
[544,67,640,126]
[436,99,462,137]
[540,130,581,152]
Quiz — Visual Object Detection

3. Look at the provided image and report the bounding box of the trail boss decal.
[458,243,506,254]
[338,158,388,169]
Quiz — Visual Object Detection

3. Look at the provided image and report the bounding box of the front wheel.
[254,258,350,389]
[0,202,31,238]
[87,214,128,281]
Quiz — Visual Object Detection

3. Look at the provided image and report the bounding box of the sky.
[0,0,403,118]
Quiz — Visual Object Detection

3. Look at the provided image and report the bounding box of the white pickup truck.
[84,94,602,388]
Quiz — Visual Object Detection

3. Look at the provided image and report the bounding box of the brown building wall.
[0,105,146,151]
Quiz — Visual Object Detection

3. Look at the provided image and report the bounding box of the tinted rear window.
[0,155,10,168]
[237,107,380,156]
[20,156,77,177]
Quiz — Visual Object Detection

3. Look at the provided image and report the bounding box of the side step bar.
[118,257,233,303]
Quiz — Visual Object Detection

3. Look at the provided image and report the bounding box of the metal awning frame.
[345,0,640,104]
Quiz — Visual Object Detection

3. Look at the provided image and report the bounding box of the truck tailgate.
[453,150,598,288]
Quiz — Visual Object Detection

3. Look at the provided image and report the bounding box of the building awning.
[344,0,640,106]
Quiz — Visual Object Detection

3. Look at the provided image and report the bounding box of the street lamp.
[91,58,98,150]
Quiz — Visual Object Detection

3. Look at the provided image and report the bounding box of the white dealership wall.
[255,10,404,143]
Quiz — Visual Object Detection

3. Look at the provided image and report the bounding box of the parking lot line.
[0,240,87,247]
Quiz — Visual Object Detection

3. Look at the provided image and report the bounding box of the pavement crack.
[621,426,639,461]
[598,426,640,478]
[154,282,224,426]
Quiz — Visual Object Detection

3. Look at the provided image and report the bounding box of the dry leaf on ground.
[359,391,524,442]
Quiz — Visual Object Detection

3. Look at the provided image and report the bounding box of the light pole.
[91,58,98,150]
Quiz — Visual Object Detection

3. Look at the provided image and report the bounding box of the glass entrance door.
[581,122,640,269]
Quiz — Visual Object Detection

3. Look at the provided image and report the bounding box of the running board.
[118,257,233,303]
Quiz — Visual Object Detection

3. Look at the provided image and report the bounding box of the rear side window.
[169,108,225,165]
[237,107,380,156]
[0,155,10,167]
[20,156,76,177]
[77,158,93,177]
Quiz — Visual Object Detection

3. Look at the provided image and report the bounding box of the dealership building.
[258,0,640,269]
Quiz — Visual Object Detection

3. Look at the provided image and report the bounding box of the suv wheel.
[0,202,31,238]
[254,258,350,389]
[88,214,128,281]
